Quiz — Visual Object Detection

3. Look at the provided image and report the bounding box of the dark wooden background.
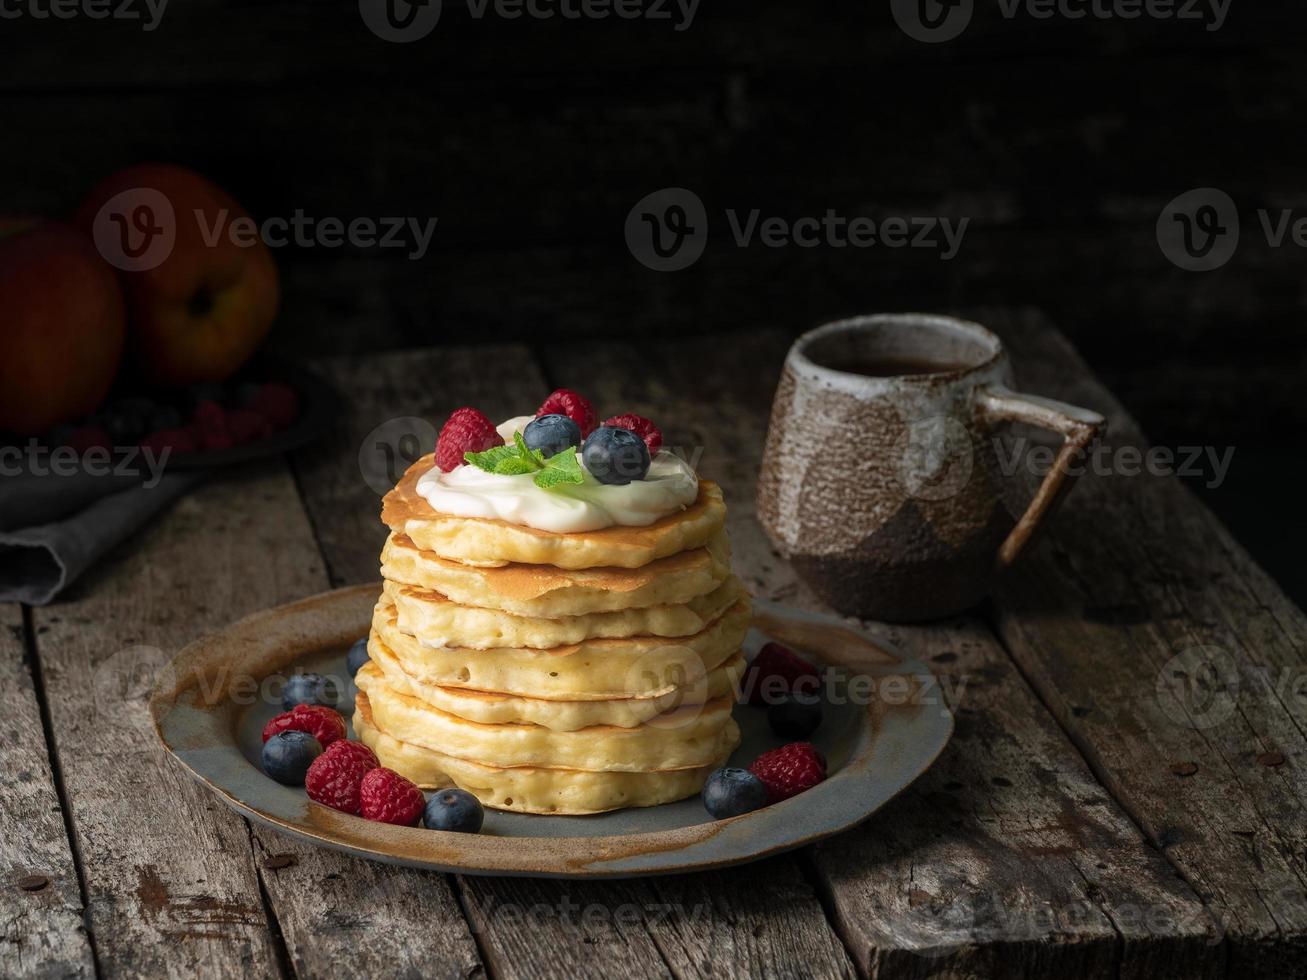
[2,1,1304,600]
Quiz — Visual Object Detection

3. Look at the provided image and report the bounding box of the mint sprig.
[464,432,585,490]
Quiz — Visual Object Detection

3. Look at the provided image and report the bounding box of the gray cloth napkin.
[0,469,204,605]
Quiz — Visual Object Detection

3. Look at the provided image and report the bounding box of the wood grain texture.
[300,345,857,979]
[28,465,480,979]
[0,605,95,979]
[539,329,1220,977]
[982,308,1307,976]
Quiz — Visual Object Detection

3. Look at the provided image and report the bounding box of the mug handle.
[974,385,1107,568]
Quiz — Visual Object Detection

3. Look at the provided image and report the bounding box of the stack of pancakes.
[353,453,749,814]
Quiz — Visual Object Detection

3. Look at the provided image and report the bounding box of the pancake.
[385,575,746,649]
[356,663,739,771]
[382,454,726,569]
[380,530,732,616]
[355,694,725,814]
[369,639,745,730]
[370,595,748,700]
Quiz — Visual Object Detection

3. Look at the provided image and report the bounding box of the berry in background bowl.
[702,768,769,819]
[261,731,323,787]
[423,788,484,833]
[262,704,347,748]
[359,768,426,826]
[305,740,379,815]
[346,638,371,678]
[281,672,341,711]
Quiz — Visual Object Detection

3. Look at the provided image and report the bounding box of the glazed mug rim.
[789,313,1005,392]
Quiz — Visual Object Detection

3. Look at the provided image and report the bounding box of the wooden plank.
[980,307,1307,975]
[0,0,1293,91]
[539,329,1219,976]
[29,464,480,978]
[0,605,95,979]
[300,345,858,979]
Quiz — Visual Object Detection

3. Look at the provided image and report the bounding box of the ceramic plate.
[151,585,953,878]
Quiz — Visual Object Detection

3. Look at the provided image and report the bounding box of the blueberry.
[188,382,227,407]
[423,787,484,833]
[233,381,262,408]
[346,638,370,678]
[148,405,183,431]
[100,398,156,444]
[282,672,340,710]
[523,414,581,459]
[45,423,76,448]
[768,695,823,739]
[702,768,769,819]
[582,426,650,485]
[261,730,323,786]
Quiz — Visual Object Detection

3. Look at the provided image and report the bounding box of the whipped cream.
[416,417,698,533]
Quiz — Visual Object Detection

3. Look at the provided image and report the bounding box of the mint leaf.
[464,444,522,472]
[534,447,585,489]
[492,456,539,476]
[464,432,582,490]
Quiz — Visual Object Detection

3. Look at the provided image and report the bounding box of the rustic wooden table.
[5,309,1303,978]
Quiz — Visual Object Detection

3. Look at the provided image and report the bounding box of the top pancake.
[382,454,726,569]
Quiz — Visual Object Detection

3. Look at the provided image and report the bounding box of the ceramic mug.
[757,314,1106,622]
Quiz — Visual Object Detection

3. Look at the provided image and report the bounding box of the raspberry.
[305,740,379,814]
[741,642,820,707]
[228,408,273,445]
[603,414,662,454]
[249,382,299,430]
[537,389,597,437]
[262,704,347,748]
[749,742,827,803]
[436,407,503,472]
[359,768,426,825]
[192,400,233,451]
